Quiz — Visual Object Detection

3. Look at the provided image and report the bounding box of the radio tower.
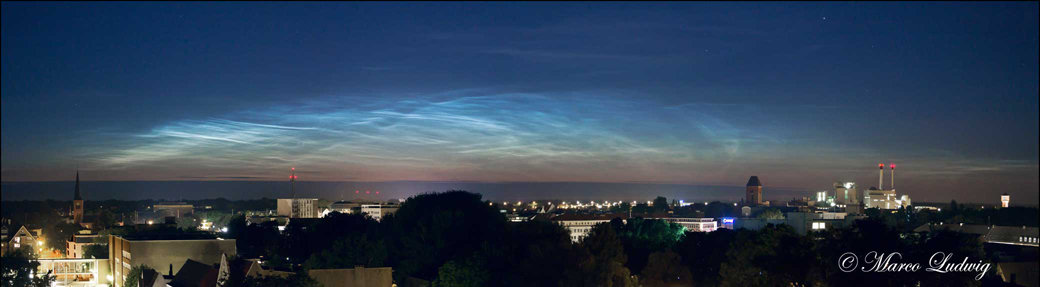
[290,167,297,199]
[290,167,299,217]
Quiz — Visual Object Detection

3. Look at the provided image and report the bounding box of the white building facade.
[277,198,319,218]
[652,217,718,233]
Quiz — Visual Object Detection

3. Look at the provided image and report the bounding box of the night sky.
[2,2,1038,204]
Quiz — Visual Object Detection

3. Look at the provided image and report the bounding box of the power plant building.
[863,163,911,210]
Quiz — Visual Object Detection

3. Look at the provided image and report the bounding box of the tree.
[674,229,737,287]
[631,203,654,215]
[610,201,633,214]
[816,219,920,287]
[907,230,987,286]
[304,234,387,269]
[226,214,248,240]
[640,250,693,287]
[718,224,819,287]
[432,257,489,287]
[703,202,736,218]
[83,244,108,259]
[176,216,197,230]
[241,272,320,287]
[235,221,280,259]
[491,220,574,287]
[615,218,685,275]
[123,265,155,287]
[93,210,117,231]
[44,221,82,255]
[1,250,55,287]
[385,191,506,282]
[653,196,669,212]
[756,208,784,220]
[562,223,637,287]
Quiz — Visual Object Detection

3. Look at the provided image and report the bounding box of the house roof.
[140,269,162,287]
[227,258,261,286]
[170,259,218,287]
[117,232,219,241]
[912,223,991,235]
[988,226,1040,239]
[9,226,37,241]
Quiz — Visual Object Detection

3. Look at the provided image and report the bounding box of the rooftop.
[116,232,221,241]
[746,176,762,187]
[550,214,629,221]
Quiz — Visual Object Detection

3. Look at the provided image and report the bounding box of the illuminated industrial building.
[833,181,858,205]
[863,163,911,210]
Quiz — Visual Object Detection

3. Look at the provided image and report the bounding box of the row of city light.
[493,199,733,210]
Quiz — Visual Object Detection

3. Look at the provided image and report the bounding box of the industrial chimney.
[890,164,895,191]
[878,163,884,190]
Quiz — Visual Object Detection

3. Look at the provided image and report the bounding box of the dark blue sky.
[2,2,1037,204]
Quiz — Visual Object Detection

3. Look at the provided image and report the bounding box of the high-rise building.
[1001,193,1010,208]
[73,171,84,226]
[277,198,318,218]
[745,176,763,205]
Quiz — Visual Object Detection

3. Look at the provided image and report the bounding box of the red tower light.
[890,164,896,169]
[879,163,884,168]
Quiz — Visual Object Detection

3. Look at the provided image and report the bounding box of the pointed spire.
[74,171,83,200]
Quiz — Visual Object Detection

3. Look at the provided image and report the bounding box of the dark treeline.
[225,191,1000,287]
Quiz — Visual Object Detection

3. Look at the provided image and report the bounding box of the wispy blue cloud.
[69,91,798,182]
[63,89,1035,195]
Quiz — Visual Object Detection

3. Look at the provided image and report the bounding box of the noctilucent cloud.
[2,2,1038,203]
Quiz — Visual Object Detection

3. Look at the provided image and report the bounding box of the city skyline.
[2,2,1038,205]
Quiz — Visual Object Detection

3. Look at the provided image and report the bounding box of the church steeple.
[73,171,84,225]
[74,171,82,200]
